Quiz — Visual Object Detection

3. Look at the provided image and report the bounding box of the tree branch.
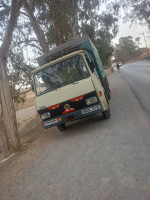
[0,0,9,8]
[22,0,49,53]
[0,6,11,18]
[20,11,29,18]
[13,39,42,52]
[0,0,22,56]
[25,42,42,51]
[16,26,27,41]
[13,88,31,98]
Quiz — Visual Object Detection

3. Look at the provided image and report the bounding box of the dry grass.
[15,91,35,111]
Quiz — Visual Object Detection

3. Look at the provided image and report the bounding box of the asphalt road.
[0,69,150,200]
[120,60,150,115]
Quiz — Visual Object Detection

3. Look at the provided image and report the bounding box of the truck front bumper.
[42,103,103,129]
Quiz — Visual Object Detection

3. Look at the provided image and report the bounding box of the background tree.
[30,0,102,46]
[0,0,36,104]
[0,0,21,158]
[81,12,118,67]
[8,50,35,104]
[0,0,119,157]
[120,0,150,28]
[114,36,142,63]
[21,0,118,66]
[0,0,50,157]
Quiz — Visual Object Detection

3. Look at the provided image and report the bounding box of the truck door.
[84,53,108,111]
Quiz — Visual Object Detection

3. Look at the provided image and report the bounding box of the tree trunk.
[22,0,49,54]
[0,59,20,157]
[0,0,21,158]
[69,0,78,40]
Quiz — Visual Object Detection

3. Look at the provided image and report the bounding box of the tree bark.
[0,0,22,158]
[22,0,49,54]
[70,0,78,40]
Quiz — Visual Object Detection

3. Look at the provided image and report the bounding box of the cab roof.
[37,35,90,66]
[32,50,85,74]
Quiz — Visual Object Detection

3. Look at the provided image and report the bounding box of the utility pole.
[142,32,150,57]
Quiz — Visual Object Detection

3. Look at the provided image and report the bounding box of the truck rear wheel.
[102,107,111,119]
[57,123,66,131]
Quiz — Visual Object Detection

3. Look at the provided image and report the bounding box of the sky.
[111,5,150,49]
[113,20,150,48]
[98,2,150,49]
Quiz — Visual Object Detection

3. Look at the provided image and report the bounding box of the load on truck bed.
[32,35,111,131]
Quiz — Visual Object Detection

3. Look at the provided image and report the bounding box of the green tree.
[81,13,118,67]
[114,36,142,63]
[26,0,118,66]
[0,0,38,103]
[31,0,104,46]
[112,0,150,28]
[8,50,35,104]
[0,0,21,158]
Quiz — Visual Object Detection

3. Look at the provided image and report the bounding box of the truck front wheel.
[57,123,66,131]
[102,107,111,119]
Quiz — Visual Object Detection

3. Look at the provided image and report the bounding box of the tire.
[102,107,111,119]
[106,91,111,100]
[57,123,66,131]
[104,76,111,100]
[104,91,109,104]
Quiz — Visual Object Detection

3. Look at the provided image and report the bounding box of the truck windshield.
[34,55,90,96]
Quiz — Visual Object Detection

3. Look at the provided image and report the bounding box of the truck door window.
[84,54,94,73]
[34,55,90,96]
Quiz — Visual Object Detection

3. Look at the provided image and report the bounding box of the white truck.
[32,35,111,131]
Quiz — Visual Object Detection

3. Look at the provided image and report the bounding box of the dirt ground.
[0,91,37,160]
[0,69,112,160]
[0,70,150,200]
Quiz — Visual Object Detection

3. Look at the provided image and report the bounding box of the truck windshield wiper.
[58,81,71,87]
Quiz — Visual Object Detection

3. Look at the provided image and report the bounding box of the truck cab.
[32,36,111,131]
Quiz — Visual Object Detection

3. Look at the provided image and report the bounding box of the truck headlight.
[41,112,51,120]
[86,97,98,105]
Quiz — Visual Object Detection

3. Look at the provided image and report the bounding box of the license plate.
[81,105,101,114]
[44,118,62,126]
